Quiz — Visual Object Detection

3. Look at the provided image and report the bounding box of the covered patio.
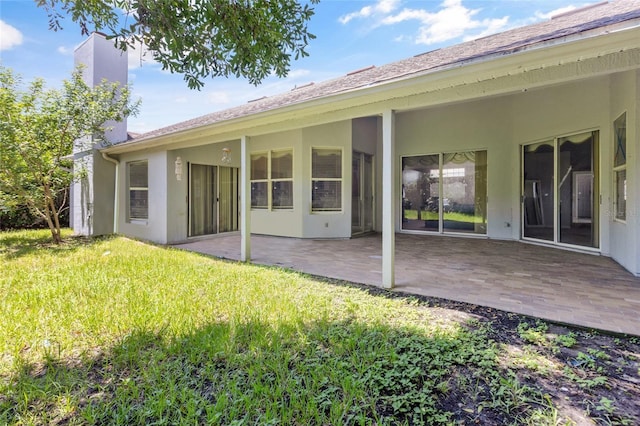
[175,233,640,336]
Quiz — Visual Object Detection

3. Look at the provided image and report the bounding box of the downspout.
[101,152,120,234]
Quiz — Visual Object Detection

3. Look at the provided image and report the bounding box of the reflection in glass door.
[352,151,374,235]
[402,151,487,234]
[522,131,599,248]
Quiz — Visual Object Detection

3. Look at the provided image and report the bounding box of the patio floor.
[174,233,640,336]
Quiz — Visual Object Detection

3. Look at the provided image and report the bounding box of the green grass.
[403,209,484,223]
[0,230,598,424]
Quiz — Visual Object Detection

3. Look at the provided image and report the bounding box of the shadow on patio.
[175,233,640,336]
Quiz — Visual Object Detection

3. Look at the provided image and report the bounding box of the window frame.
[127,160,149,222]
[311,147,343,213]
[613,112,627,223]
[400,149,487,235]
[250,149,294,210]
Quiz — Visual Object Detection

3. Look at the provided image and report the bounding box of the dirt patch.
[404,292,640,425]
[305,276,640,423]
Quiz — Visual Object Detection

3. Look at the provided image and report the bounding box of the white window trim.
[613,112,627,223]
[250,149,294,211]
[613,164,627,223]
[127,160,149,223]
[311,147,343,213]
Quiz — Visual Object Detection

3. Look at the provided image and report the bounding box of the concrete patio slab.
[174,233,640,336]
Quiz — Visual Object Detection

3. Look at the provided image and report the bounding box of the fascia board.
[104,25,640,155]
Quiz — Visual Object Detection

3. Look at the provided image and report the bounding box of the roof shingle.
[130,0,640,143]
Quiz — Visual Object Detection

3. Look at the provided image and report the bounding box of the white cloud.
[463,16,510,42]
[207,91,231,105]
[0,20,23,51]
[535,5,578,20]
[340,0,510,46]
[339,0,401,24]
[287,69,312,79]
[127,40,157,70]
[57,45,72,56]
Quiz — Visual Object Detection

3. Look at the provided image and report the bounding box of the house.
[72,0,640,287]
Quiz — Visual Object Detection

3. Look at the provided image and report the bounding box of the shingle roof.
[130,0,640,144]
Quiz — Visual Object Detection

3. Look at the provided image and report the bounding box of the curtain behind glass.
[190,164,216,236]
[219,166,238,233]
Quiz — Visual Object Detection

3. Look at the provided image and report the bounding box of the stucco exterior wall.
[248,129,304,237]
[395,76,621,255]
[353,116,382,233]
[301,121,352,238]
[396,95,513,238]
[165,140,242,243]
[117,150,168,243]
[609,71,638,274]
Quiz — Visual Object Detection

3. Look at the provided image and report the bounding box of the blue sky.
[1,0,586,134]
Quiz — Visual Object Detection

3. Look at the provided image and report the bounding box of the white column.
[240,136,251,261]
[382,110,395,288]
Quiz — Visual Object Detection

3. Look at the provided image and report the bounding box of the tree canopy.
[37,0,320,90]
[0,66,139,243]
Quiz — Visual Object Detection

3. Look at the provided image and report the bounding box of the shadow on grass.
[1,313,553,425]
[0,229,111,260]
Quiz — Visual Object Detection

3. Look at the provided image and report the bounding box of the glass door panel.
[352,152,374,235]
[522,132,599,248]
[351,154,362,232]
[189,164,216,237]
[218,166,239,233]
[558,132,598,247]
[442,151,487,234]
[363,153,374,232]
[402,154,440,232]
[522,141,555,241]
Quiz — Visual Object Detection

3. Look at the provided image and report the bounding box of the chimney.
[71,33,128,236]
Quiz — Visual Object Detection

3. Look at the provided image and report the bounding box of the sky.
[1,0,589,134]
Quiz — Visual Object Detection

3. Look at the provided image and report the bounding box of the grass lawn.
[403,210,484,223]
[1,230,638,425]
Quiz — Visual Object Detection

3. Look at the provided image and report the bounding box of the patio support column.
[240,135,251,261]
[382,109,395,288]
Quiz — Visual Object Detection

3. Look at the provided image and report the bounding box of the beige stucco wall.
[395,76,620,256]
[117,150,168,243]
[245,121,353,238]
[166,140,242,243]
[301,121,352,238]
[249,129,304,237]
[396,95,514,239]
[109,71,640,276]
[608,71,638,274]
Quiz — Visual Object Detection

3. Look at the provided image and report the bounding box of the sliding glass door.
[522,131,599,248]
[190,164,216,237]
[402,150,487,234]
[189,164,238,237]
[352,151,374,235]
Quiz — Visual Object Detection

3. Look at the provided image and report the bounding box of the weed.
[555,332,577,349]
[517,320,550,346]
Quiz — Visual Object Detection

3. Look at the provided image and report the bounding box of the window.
[312,148,342,212]
[250,150,293,209]
[614,113,626,221]
[128,161,148,221]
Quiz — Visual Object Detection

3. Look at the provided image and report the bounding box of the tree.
[37,0,320,90]
[0,66,139,244]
